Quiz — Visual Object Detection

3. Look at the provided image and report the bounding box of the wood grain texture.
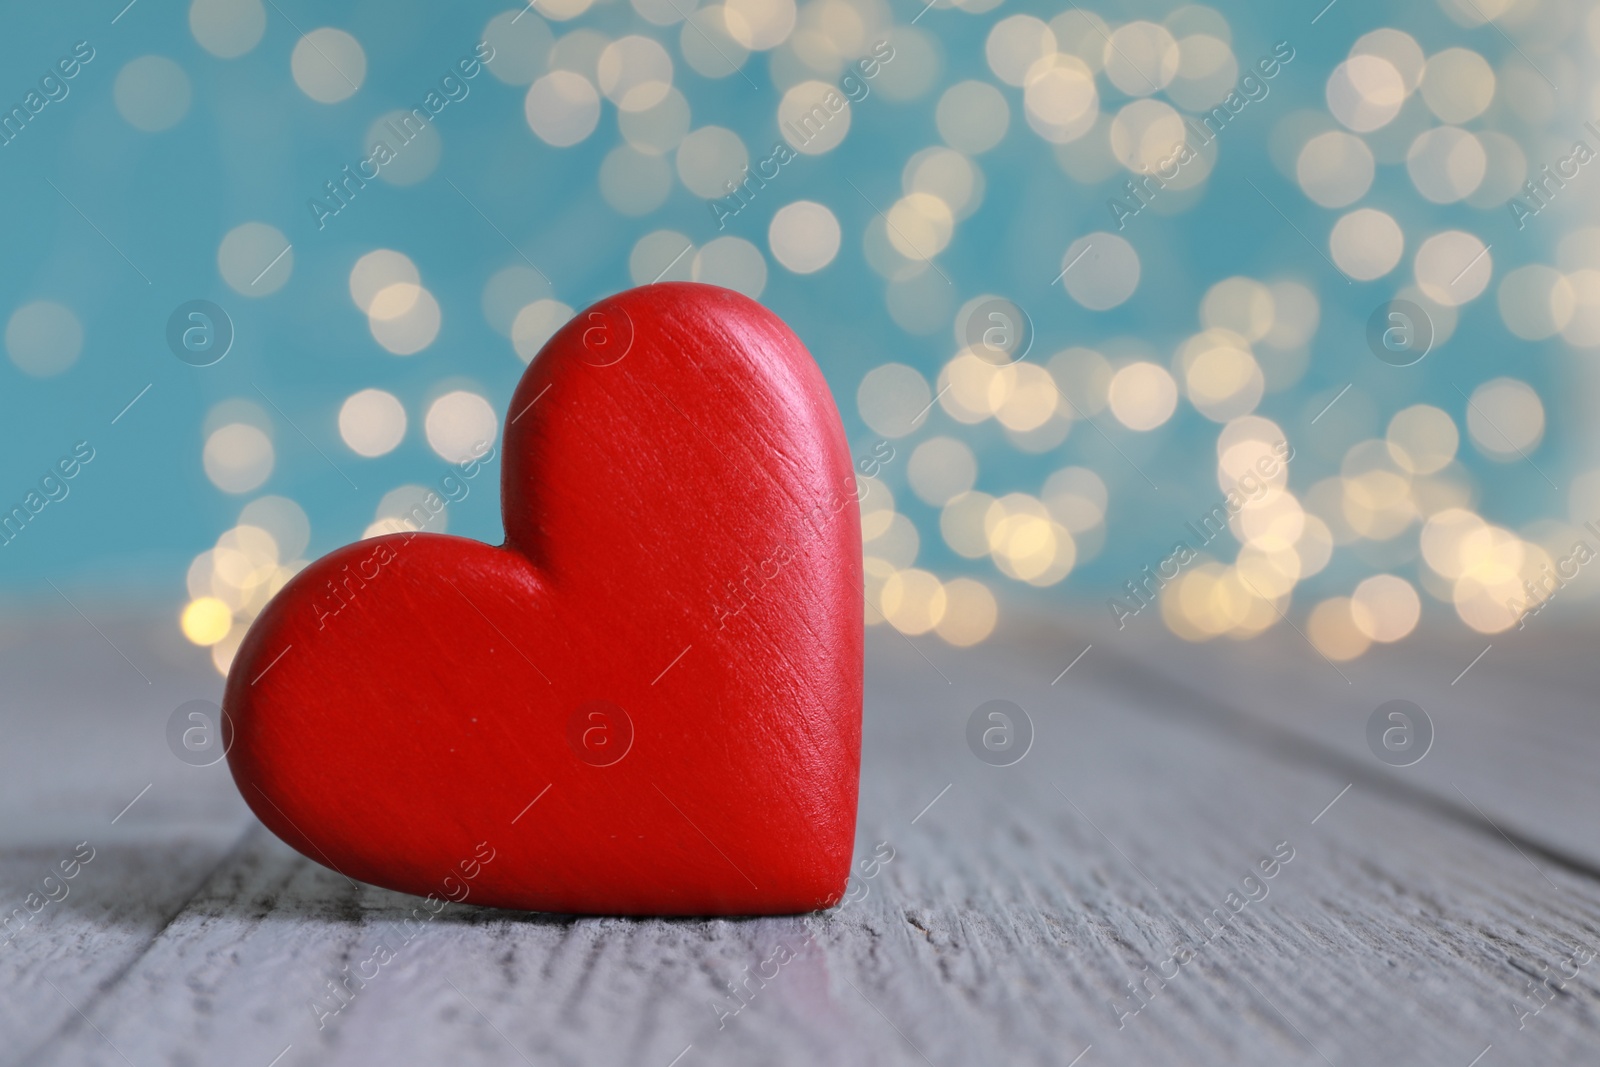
[4,607,1600,1067]
[1035,598,1600,872]
[222,283,864,916]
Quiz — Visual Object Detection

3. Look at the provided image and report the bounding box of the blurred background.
[1,0,1596,676]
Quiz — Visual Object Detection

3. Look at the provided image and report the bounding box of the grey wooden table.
[4,602,1599,1066]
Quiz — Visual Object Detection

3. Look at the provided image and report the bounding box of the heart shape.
[223,283,862,915]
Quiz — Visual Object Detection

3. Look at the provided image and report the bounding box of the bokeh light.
[5,301,82,378]
[1466,378,1544,460]
[1107,362,1177,431]
[291,28,366,104]
[204,424,274,494]
[218,222,293,297]
[525,71,601,145]
[189,0,266,59]
[339,389,408,458]
[425,391,498,463]
[770,201,841,274]
[113,56,192,131]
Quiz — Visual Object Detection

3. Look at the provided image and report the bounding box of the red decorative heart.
[223,283,862,915]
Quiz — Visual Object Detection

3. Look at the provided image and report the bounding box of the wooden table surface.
[4,603,1599,1066]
